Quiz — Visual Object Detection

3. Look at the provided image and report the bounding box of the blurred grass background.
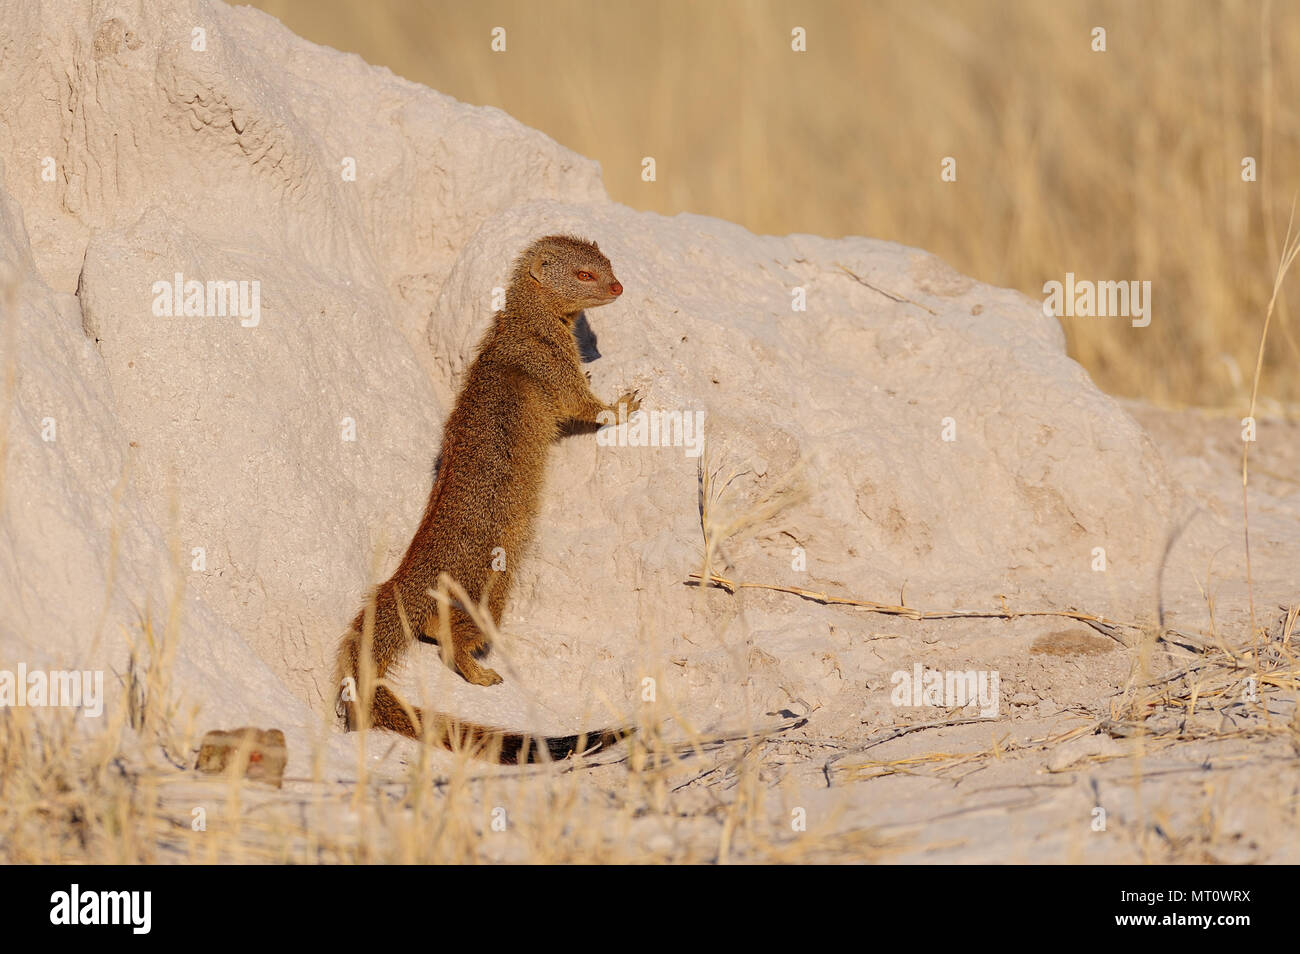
[244,0,1300,409]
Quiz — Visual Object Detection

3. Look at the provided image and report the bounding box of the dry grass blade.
[1241,198,1300,665]
[822,716,988,786]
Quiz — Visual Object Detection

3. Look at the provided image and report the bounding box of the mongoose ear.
[528,252,547,284]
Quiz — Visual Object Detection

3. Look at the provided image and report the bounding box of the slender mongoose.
[335,234,639,764]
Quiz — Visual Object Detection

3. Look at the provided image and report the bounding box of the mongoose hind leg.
[453,615,501,685]
[425,607,503,686]
[454,640,502,686]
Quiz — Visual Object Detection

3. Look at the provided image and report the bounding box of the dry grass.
[0,633,861,864]
[247,0,1300,409]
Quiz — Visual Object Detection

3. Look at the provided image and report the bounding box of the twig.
[689,571,1139,642]
[564,716,809,775]
[835,263,938,315]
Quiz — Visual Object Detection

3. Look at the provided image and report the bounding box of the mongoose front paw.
[615,389,642,415]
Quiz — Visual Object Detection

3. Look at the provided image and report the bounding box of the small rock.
[195,727,288,788]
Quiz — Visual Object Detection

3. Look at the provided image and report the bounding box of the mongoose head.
[515,234,623,316]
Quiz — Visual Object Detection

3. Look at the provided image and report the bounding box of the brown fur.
[334,235,640,764]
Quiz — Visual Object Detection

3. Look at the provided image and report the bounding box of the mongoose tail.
[359,684,632,765]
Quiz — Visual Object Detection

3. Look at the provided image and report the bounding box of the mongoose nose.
[610,281,623,296]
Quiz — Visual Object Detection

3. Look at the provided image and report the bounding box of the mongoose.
[335,234,640,764]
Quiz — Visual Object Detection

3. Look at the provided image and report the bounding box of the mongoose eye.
[576,270,595,281]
